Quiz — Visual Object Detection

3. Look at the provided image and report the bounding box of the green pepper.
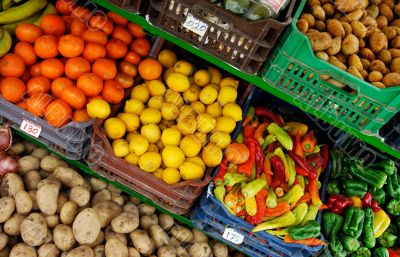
[371,188,386,206]
[362,207,376,249]
[267,123,293,151]
[323,212,344,240]
[288,220,320,240]
[331,236,347,257]
[343,180,368,198]
[236,132,244,144]
[385,223,398,234]
[341,235,361,252]
[349,160,387,189]
[370,159,396,176]
[214,186,225,203]
[378,231,398,248]
[252,211,296,232]
[286,155,296,186]
[373,247,389,257]
[296,175,305,189]
[301,203,320,226]
[387,174,400,200]
[224,173,248,187]
[327,180,341,195]
[242,178,266,198]
[291,202,308,226]
[261,134,276,150]
[386,198,400,216]
[277,184,304,205]
[394,216,400,230]
[353,246,371,257]
[331,149,345,179]
[343,206,365,239]
[266,188,277,208]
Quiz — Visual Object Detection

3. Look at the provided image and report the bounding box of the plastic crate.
[146,0,296,74]
[379,113,400,151]
[262,0,400,135]
[105,0,141,12]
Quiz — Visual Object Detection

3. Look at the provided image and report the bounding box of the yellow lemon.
[131,84,150,103]
[166,72,190,92]
[139,152,162,172]
[208,67,222,85]
[117,113,140,132]
[148,144,159,152]
[191,101,206,114]
[186,156,206,172]
[174,60,194,76]
[220,77,239,89]
[163,67,175,81]
[218,85,237,106]
[156,141,165,151]
[104,118,126,140]
[161,168,181,184]
[223,103,243,122]
[153,168,163,179]
[165,89,184,108]
[129,134,149,155]
[161,128,181,146]
[157,49,177,68]
[194,132,207,146]
[141,124,161,143]
[140,108,162,124]
[148,96,164,109]
[126,132,138,142]
[210,132,231,149]
[161,101,180,121]
[162,145,185,168]
[208,83,219,91]
[112,139,129,157]
[216,116,236,133]
[124,152,139,165]
[206,102,222,118]
[180,135,202,157]
[183,85,201,103]
[179,105,196,120]
[87,99,111,119]
[194,69,211,86]
[147,80,166,96]
[124,98,145,115]
[177,115,197,135]
[196,113,216,133]
[179,161,204,181]
[199,85,218,105]
[202,143,223,167]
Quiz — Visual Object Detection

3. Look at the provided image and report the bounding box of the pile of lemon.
[103,49,242,185]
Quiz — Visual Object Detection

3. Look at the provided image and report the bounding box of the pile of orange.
[0,0,152,128]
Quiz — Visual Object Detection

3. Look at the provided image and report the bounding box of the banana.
[2,0,12,11]
[32,2,56,26]
[0,0,48,24]
[2,11,40,34]
[0,28,12,57]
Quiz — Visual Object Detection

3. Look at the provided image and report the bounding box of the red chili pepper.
[328,194,353,214]
[301,131,316,153]
[238,139,256,177]
[295,131,305,158]
[288,151,317,179]
[308,177,322,206]
[254,122,268,144]
[248,189,268,225]
[295,166,309,177]
[244,125,255,139]
[214,157,228,186]
[263,156,273,186]
[267,141,279,153]
[389,248,400,257]
[307,153,324,169]
[255,140,264,176]
[270,155,285,188]
[255,107,284,126]
[362,192,373,207]
[371,200,381,212]
[320,144,329,172]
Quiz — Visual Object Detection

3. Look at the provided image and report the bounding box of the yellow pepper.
[374,209,391,238]
[350,196,363,208]
[245,196,257,216]
[283,122,308,136]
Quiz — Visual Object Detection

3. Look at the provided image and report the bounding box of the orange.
[82,42,106,62]
[138,58,162,80]
[82,29,108,46]
[58,34,84,58]
[102,80,124,104]
[15,23,43,43]
[119,61,137,77]
[65,57,91,80]
[70,18,87,36]
[34,35,59,59]
[14,42,37,66]
[107,11,128,25]
[131,37,151,57]
[27,93,53,117]
[56,0,75,15]
[62,15,74,28]
[40,14,67,37]
[89,15,113,35]
[51,77,74,98]
[106,39,128,59]
[40,58,64,79]
[0,77,26,103]
[20,70,31,82]
[45,99,72,127]
[92,58,117,80]
[72,109,90,122]
[112,25,132,45]
[27,76,51,96]
[71,7,91,20]
[61,85,87,109]
[16,100,28,110]
[0,53,26,77]
[29,63,42,77]
[127,22,146,37]
[115,72,134,89]
[77,72,103,97]
[124,51,141,65]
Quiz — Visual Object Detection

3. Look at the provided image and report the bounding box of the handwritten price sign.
[183,13,208,37]
[20,119,41,138]
[222,228,244,245]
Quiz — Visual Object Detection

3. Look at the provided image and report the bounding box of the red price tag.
[20,119,41,138]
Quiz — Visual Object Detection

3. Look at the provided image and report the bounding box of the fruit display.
[298,0,400,88]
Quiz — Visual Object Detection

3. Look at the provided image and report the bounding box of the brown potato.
[333,13,343,19]
[367,5,380,18]
[376,15,388,28]
[342,34,359,55]
[327,37,342,55]
[370,60,387,73]
[383,67,391,75]
[297,19,309,33]
[382,26,397,40]
[348,54,363,71]
[301,13,315,28]
[391,19,400,27]
[316,51,329,61]
[372,81,386,88]
[340,9,364,23]
[21,213,47,247]
[72,208,102,245]
[361,16,378,31]
[329,56,347,70]
[361,58,371,69]
[381,0,394,8]
[335,0,360,13]
[370,0,382,4]
[336,53,348,64]
[379,3,394,21]
[391,36,400,48]
[307,32,333,51]
[315,21,325,31]
[341,22,353,35]
[322,3,335,17]
[360,0,369,9]
[308,0,320,6]
[389,48,400,58]
[394,4,400,17]
[360,48,376,61]
[368,71,384,81]
[360,69,369,79]
[369,32,388,53]
[311,6,326,21]
[327,19,345,37]
[383,72,400,86]
[351,21,367,38]
[391,57,400,72]
[348,66,364,80]
[378,49,392,65]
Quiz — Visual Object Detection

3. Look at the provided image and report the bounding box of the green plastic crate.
[263,0,400,135]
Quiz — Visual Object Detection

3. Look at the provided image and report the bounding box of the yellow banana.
[2,11,41,34]
[32,2,56,26]
[0,28,12,57]
[0,0,48,24]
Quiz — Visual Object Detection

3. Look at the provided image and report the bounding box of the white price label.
[222,228,244,245]
[20,119,41,138]
[183,13,208,37]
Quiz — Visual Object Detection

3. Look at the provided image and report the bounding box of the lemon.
[166,72,190,92]
[87,99,111,119]
[218,86,237,106]
[139,152,162,172]
[117,113,140,132]
[199,86,218,105]
[180,135,202,157]
[141,124,161,143]
[129,134,149,155]
[161,168,181,184]
[194,69,211,86]
[140,108,162,124]
[161,128,181,146]
[220,77,239,89]
[153,168,163,179]
[126,132,138,142]
[208,83,219,91]
[208,67,222,85]
[161,102,179,121]
[131,84,150,103]
[179,105,196,120]
[124,152,139,165]
[223,103,243,122]
[186,156,206,171]
[202,143,223,167]
[147,80,166,96]
[148,144,159,152]
[177,115,197,135]
[112,139,129,157]
[179,161,204,181]
[165,89,184,108]
[183,85,200,103]
[194,132,207,146]
[104,118,126,140]
[124,98,145,115]
[174,60,194,76]
[158,49,177,68]
[206,102,222,118]
[162,145,185,168]
[216,116,236,133]
[196,113,216,133]
[163,67,175,81]
[148,96,164,109]
[191,101,205,114]
[156,141,165,151]
[210,132,231,149]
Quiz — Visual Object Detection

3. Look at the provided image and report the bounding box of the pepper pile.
[213,106,328,246]
[323,149,400,257]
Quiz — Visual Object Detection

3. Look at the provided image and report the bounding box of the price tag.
[20,119,41,138]
[183,13,208,37]
[222,228,244,245]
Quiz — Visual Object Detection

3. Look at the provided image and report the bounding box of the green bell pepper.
[353,246,371,257]
[341,235,361,252]
[242,178,266,198]
[224,173,248,187]
[362,207,376,249]
[291,202,308,226]
[343,206,365,239]
[370,159,396,176]
[378,232,398,248]
[371,188,386,206]
[343,180,368,198]
[331,149,346,179]
[387,174,400,200]
[288,220,320,240]
[327,180,341,195]
[349,160,387,189]
[386,198,400,216]
[323,212,344,240]
[385,224,398,235]
[373,247,389,257]
[331,236,347,257]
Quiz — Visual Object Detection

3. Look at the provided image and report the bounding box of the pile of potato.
[297,0,400,88]
[0,140,243,257]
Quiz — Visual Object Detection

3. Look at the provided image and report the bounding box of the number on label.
[183,13,209,37]
[222,228,244,245]
[20,119,42,138]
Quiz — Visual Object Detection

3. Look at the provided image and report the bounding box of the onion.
[0,123,12,151]
[0,154,18,176]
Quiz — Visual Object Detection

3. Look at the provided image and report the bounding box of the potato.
[45,215,59,228]
[382,27,397,40]
[130,230,155,256]
[169,237,180,247]
[379,4,393,21]
[105,238,128,257]
[376,15,388,28]
[170,226,193,243]
[69,186,90,207]
[36,180,59,215]
[383,72,400,86]
[213,243,228,257]
[0,173,24,197]
[327,19,345,38]
[176,246,189,257]
[322,3,335,17]
[93,200,122,228]
[336,53,347,64]
[391,57,400,72]
[192,229,208,243]
[44,229,52,244]
[348,66,364,79]
[391,36,400,48]
[10,243,36,257]
[335,0,359,13]
[23,141,37,154]
[38,244,59,257]
[370,32,388,53]
[391,19,400,27]
[92,190,112,206]
[18,156,40,175]
[31,148,49,160]
[188,243,212,257]
[53,224,75,251]
[39,170,50,179]
[360,48,376,61]
[53,167,84,188]
[123,203,139,216]
[373,81,387,88]
[311,6,325,21]
[158,246,177,257]
[10,143,25,155]
[370,60,387,73]
[149,225,169,248]
[361,58,371,69]
[111,192,125,206]
[90,178,107,193]
[0,197,15,223]
[389,49,400,59]
[351,21,367,38]
[307,32,332,51]
[367,5,379,18]
[21,213,47,246]
[383,67,391,75]
[378,49,392,65]
[327,37,342,55]
[94,245,105,257]
[105,225,127,245]
[128,248,141,257]
[4,213,25,236]
[0,233,8,251]
[329,56,347,70]
[361,69,369,79]
[361,16,378,31]
[360,0,369,9]
[300,13,315,28]
[308,0,320,6]
[315,21,326,31]
[40,156,67,173]
[159,213,174,231]
[57,192,68,214]
[73,208,102,245]
[341,22,352,35]
[342,34,359,55]
[129,196,141,205]
[66,246,94,257]
[28,190,39,211]
[13,190,32,215]
[348,54,363,71]
[59,201,78,225]
[111,211,139,234]
[140,214,158,230]
[24,171,41,190]
[138,204,156,216]
[369,71,384,82]
[327,78,346,88]
[340,8,363,23]
[381,0,394,8]
[107,184,121,194]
